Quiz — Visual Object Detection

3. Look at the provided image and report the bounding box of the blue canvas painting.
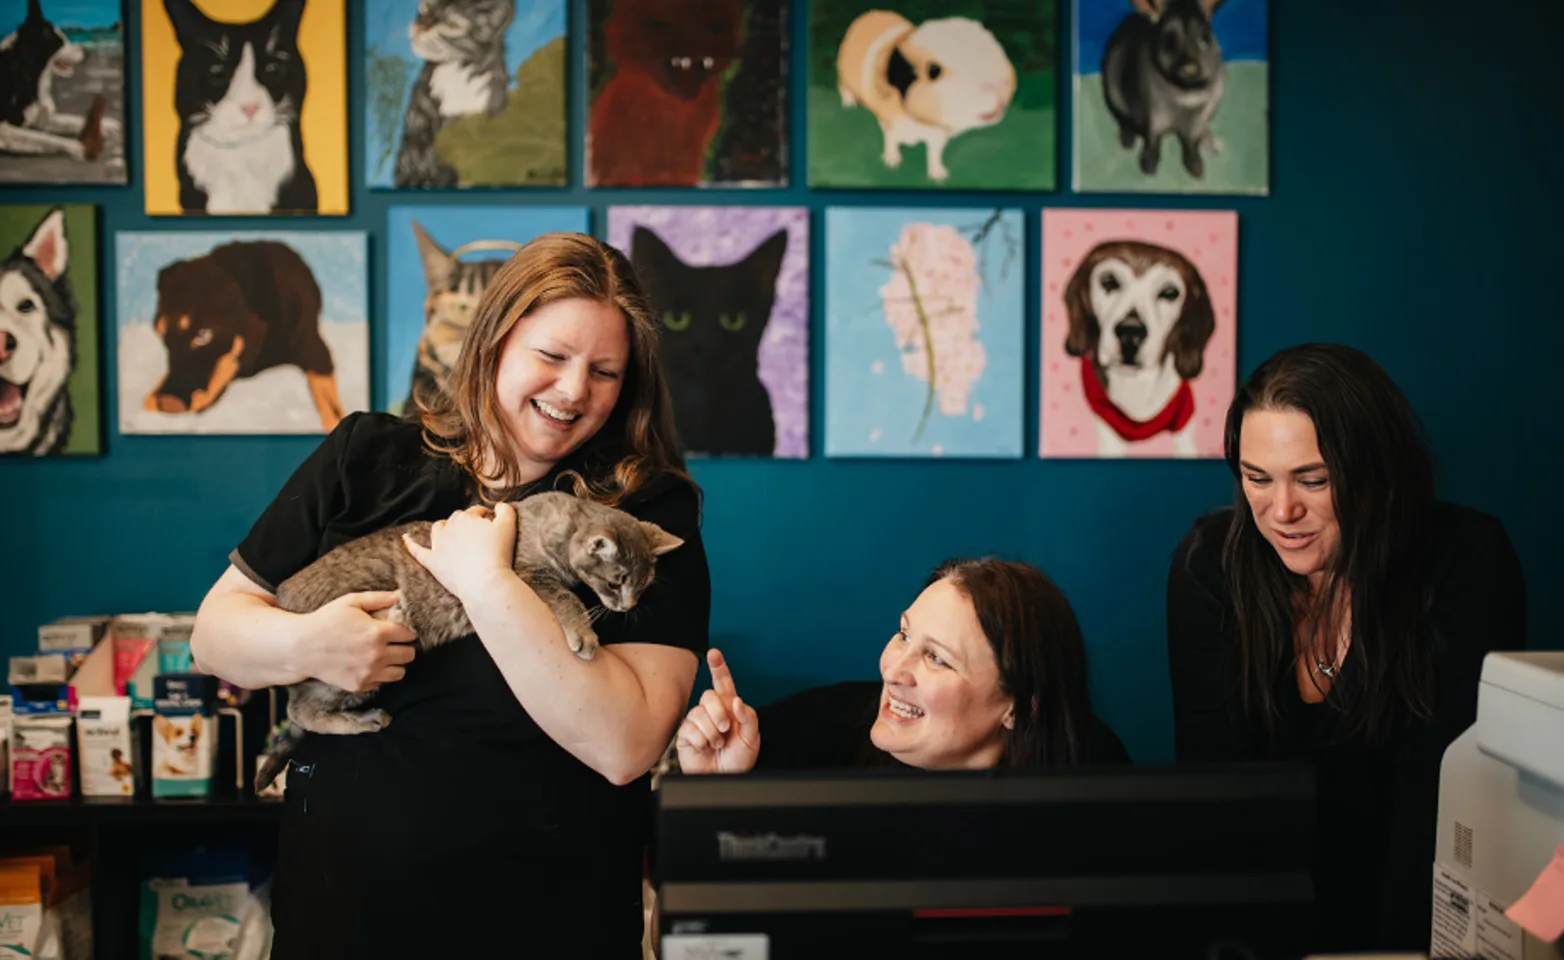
[1073,0,1269,195]
[825,207,1024,459]
[385,204,589,415]
[365,0,567,188]
[117,231,369,435]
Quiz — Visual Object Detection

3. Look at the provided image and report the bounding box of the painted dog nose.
[1115,314,1147,364]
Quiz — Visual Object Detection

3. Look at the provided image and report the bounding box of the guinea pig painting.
[1072,0,1268,195]
[116,231,370,435]
[1039,208,1237,460]
[809,1,1056,190]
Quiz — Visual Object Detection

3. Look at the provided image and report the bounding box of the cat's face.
[606,0,743,100]
[569,514,684,612]
[629,226,788,378]
[166,0,306,140]
[410,0,515,63]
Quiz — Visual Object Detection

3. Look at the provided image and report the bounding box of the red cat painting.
[588,0,744,186]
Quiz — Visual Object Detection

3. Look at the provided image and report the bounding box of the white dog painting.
[1040,208,1237,459]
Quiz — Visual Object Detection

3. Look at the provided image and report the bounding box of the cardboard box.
[75,696,136,798]
[151,675,217,799]
[10,716,73,801]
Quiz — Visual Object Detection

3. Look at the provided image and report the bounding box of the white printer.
[1433,651,1564,959]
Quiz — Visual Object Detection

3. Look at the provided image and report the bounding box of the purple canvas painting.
[607,206,809,458]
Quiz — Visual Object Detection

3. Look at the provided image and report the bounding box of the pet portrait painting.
[117,230,368,435]
[608,206,808,458]
[365,0,566,189]
[140,0,349,216]
[1073,0,1268,194]
[808,0,1054,190]
[0,0,127,184]
[0,203,101,457]
[587,0,787,187]
[825,207,1023,458]
[384,204,588,417]
[1040,208,1237,459]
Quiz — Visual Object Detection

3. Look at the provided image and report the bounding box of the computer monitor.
[654,763,1317,959]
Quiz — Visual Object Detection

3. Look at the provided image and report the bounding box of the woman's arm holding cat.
[405,504,699,786]
[191,565,417,693]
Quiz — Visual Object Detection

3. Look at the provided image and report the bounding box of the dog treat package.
[37,616,109,674]
[76,695,137,797]
[1,846,93,960]
[112,613,172,708]
[152,674,217,798]
[10,716,74,801]
[157,613,197,675]
[139,847,271,960]
[0,862,44,958]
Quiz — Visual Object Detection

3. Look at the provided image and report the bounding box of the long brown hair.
[416,232,690,506]
[929,558,1095,768]
[1216,343,1436,743]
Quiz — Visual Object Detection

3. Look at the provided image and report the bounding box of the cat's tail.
[254,721,304,794]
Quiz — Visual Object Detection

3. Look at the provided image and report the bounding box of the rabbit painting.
[834,12,1017,183]
[1101,0,1228,178]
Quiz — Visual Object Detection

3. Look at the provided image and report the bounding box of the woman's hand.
[294,590,418,692]
[676,648,761,774]
[402,503,518,605]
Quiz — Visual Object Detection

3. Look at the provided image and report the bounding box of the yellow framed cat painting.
[140,0,348,216]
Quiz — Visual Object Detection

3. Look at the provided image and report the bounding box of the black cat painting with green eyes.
[609,207,810,458]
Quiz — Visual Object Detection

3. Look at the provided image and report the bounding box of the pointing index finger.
[708,648,738,698]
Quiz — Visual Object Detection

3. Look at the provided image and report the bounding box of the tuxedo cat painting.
[587,0,787,187]
[364,0,566,189]
[608,206,809,458]
[141,0,348,216]
[383,204,588,416]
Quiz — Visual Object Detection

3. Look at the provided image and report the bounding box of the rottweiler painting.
[143,240,343,431]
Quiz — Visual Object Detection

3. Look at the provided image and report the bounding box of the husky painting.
[0,207,77,456]
[0,0,126,184]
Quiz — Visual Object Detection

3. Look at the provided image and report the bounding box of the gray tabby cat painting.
[255,491,684,790]
[365,0,566,188]
[383,204,589,416]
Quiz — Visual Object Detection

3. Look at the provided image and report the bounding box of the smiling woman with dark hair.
[676,557,1129,776]
[1167,342,1528,954]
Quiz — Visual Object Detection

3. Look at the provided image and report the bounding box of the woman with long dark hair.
[1167,343,1527,952]
[676,557,1128,774]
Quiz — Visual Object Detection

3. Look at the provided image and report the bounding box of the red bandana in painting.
[1080,356,1195,442]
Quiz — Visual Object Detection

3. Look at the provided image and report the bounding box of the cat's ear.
[640,521,685,556]
[163,0,207,44]
[748,228,790,296]
[588,535,618,560]
[25,0,43,24]
[22,209,68,282]
[264,0,307,40]
[629,226,680,285]
[411,220,453,295]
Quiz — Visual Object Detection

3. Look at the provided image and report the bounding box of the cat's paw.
[354,709,391,732]
[881,145,903,169]
[839,86,857,108]
[374,602,408,627]
[927,161,951,182]
[567,626,600,661]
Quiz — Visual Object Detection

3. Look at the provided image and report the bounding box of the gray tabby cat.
[403,219,519,414]
[393,0,515,188]
[253,491,683,790]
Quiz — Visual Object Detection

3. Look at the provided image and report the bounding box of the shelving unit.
[3,794,283,957]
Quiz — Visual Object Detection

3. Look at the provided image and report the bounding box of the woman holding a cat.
[676,558,1129,775]
[190,233,709,958]
[1165,343,1527,953]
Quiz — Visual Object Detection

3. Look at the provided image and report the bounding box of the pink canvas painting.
[1040,209,1238,459]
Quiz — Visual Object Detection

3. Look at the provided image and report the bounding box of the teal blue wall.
[3,2,1560,765]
